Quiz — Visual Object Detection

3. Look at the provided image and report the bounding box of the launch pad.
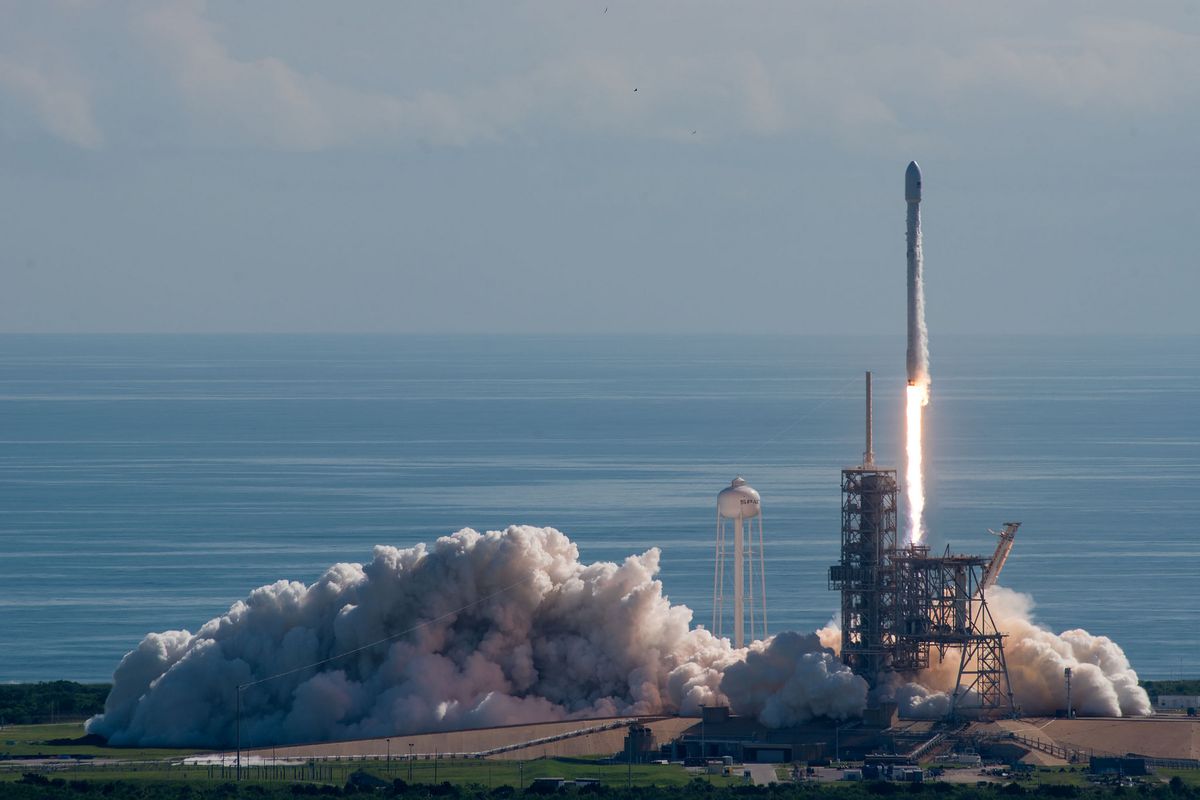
[829,373,1019,719]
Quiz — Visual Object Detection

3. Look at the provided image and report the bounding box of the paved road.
[745,764,779,785]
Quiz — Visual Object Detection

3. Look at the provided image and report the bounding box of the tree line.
[0,681,110,726]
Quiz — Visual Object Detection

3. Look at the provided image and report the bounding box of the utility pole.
[408,743,414,781]
[387,739,391,774]
[235,685,242,782]
[627,733,632,789]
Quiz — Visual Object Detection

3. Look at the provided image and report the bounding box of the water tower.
[713,477,768,648]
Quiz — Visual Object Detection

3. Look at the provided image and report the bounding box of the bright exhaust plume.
[905,380,929,544]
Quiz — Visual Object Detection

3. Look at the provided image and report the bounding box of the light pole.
[235,684,243,782]
[387,739,391,774]
[408,743,414,781]
[628,734,638,786]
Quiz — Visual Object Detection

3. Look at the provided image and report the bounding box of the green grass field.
[1023,766,1200,789]
[9,722,1199,793]
[0,723,200,761]
[4,756,742,789]
[0,724,743,788]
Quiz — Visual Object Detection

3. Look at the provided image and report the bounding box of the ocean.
[0,334,1196,683]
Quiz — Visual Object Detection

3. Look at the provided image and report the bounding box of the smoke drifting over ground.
[987,586,1150,717]
[892,586,1151,718]
[89,527,1148,747]
[88,526,863,747]
[723,633,867,727]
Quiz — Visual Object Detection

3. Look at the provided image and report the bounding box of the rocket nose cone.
[905,161,922,202]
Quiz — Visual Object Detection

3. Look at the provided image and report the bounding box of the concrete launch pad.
[237,716,695,762]
[232,713,1200,767]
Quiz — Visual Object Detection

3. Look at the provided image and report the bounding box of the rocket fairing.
[905,161,925,386]
[905,160,922,203]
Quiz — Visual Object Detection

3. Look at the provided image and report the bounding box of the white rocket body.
[905,161,925,386]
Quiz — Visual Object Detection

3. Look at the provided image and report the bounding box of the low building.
[662,712,885,764]
[1155,695,1200,712]
[936,752,982,766]
[742,744,792,763]
[621,724,657,763]
[1091,757,1152,777]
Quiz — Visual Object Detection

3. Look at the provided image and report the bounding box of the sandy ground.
[938,768,1005,785]
[238,716,695,761]
[1037,717,1200,760]
[494,718,695,761]
[982,717,1200,761]
[1017,749,1069,767]
[235,714,1199,766]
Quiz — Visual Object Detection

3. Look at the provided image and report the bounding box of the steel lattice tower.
[829,373,1016,718]
[829,465,901,681]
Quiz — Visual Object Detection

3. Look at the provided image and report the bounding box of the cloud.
[4,2,1199,154]
[132,0,412,150]
[929,16,1200,112]
[0,54,102,148]
[123,2,1199,152]
[87,525,873,747]
[88,526,740,746]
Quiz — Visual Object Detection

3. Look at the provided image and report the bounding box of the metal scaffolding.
[891,547,1015,717]
[828,372,1017,719]
[829,465,920,679]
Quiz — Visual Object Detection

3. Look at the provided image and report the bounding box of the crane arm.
[981,522,1021,590]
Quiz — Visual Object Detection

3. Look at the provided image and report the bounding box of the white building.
[1155,695,1200,711]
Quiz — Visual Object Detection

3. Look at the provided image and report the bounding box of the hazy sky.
[1,1,1197,334]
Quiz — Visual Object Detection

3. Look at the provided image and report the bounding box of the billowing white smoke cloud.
[88,526,865,747]
[892,585,1151,718]
[722,632,868,727]
[88,526,1148,747]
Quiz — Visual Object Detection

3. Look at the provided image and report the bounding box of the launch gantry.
[828,373,1018,718]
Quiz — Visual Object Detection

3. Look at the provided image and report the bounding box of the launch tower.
[829,373,1017,718]
[828,373,919,676]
